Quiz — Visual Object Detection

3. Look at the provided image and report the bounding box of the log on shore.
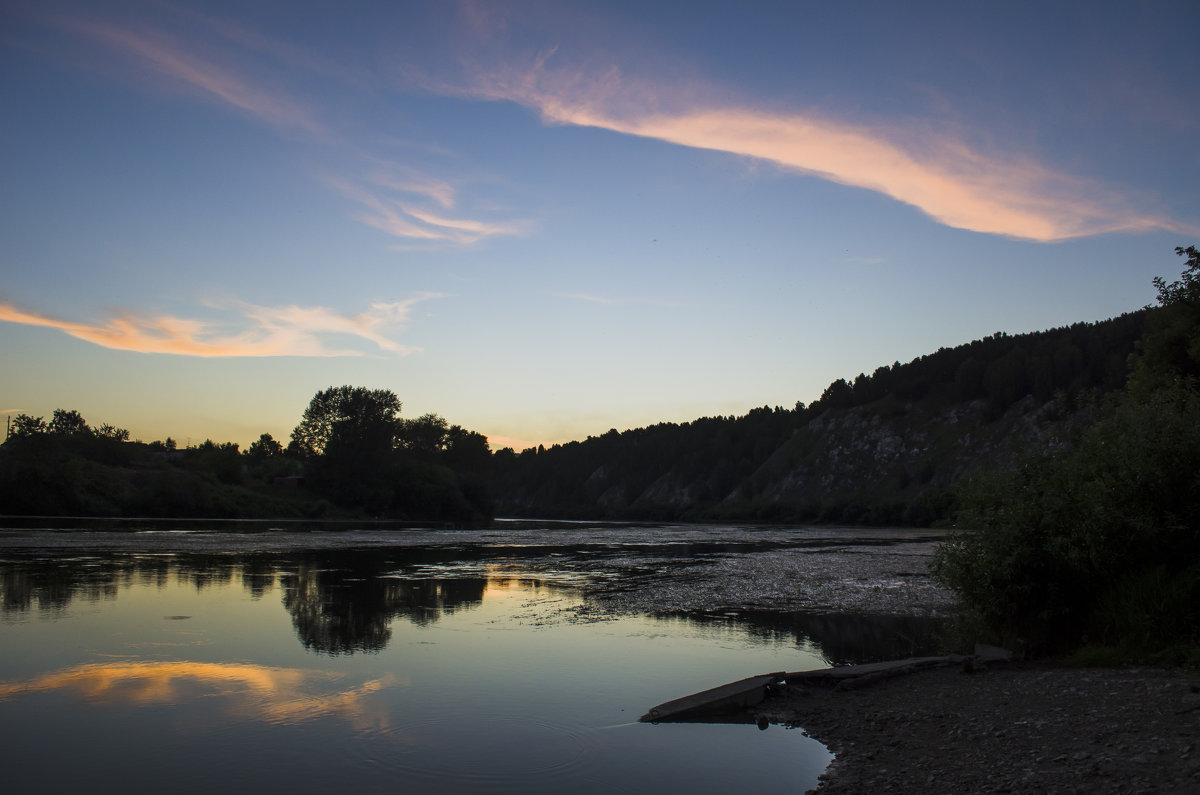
[640,646,1013,722]
[640,672,786,722]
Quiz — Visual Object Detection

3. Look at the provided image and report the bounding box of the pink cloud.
[329,177,529,244]
[458,54,1192,242]
[363,163,460,210]
[0,298,438,357]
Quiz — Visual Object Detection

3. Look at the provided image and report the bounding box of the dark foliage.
[935,385,1200,658]
[1,390,494,523]
[492,311,1148,524]
[283,387,493,521]
[934,245,1200,662]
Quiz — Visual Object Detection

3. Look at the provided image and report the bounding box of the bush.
[933,385,1200,656]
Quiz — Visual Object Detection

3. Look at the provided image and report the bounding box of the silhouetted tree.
[1153,245,1200,307]
[402,412,449,460]
[246,432,284,461]
[8,414,47,438]
[1130,244,1200,393]
[48,409,90,436]
[95,423,130,441]
[289,386,403,509]
[289,386,403,459]
[190,439,243,485]
[443,425,491,475]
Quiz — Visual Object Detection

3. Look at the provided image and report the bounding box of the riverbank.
[755,662,1200,793]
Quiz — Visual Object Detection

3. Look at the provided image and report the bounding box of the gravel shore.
[755,662,1200,794]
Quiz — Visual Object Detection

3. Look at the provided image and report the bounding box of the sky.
[2,0,1198,451]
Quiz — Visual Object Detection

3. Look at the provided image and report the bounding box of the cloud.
[330,177,530,245]
[176,5,370,89]
[43,9,530,249]
[0,297,440,357]
[68,19,324,136]
[456,52,1191,242]
[364,164,459,209]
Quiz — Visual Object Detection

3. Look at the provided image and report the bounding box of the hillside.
[492,310,1150,525]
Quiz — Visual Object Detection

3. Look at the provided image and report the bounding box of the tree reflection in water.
[1,541,947,664]
[280,559,484,654]
[0,549,489,655]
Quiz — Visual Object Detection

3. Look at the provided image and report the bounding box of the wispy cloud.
[56,10,525,248]
[175,6,369,89]
[68,19,324,136]
[362,162,459,209]
[455,51,1191,242]
[0,297,441,357]
[330,176,530,245]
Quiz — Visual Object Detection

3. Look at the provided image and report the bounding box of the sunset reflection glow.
[0,661,400,728]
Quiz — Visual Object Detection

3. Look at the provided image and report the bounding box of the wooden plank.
[639,672,785,722]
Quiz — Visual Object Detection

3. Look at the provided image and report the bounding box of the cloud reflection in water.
[0,660,402,730]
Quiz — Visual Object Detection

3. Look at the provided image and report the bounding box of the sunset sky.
[2,0,1197,451]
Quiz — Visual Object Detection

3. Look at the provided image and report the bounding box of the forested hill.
[491,310,1150,525]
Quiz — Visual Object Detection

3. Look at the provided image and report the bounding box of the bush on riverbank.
[933,386,1200,659]
[934,248,1200,663]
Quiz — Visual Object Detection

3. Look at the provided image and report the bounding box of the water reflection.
[718,609,945,665]
[0,537,844,792]
[2,558,120,614]
[0,660,398,729]
[0,545,945,663]
[281,560,485,654]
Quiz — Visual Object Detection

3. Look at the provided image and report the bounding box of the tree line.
[1,386,491,522]
[488,308,1149,523]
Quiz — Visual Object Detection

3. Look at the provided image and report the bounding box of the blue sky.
[2,0,1197,450]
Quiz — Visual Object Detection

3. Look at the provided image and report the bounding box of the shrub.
[933,385,1200,656]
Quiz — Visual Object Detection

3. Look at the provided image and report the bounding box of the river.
[0,521,952,793]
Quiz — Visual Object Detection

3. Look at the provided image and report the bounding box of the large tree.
[48,409,90,436]
[289,386,404,510]
[402,412,449,459]
[289,386,403,459]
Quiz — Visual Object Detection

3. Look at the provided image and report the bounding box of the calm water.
[0,524,940,793]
